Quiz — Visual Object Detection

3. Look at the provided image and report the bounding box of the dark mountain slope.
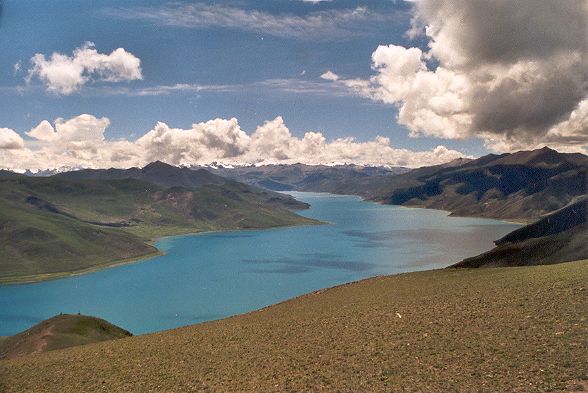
[369,147,587,220]
[453,199,587,267]
[0,170,20,178]
[58,161,309,211]
[0,314,131,360]
[196,148,585,222]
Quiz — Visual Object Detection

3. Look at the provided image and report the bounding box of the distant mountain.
[210,163,410,193]
[0,166,317,283]
[210,148,586,221]
[367,147,587,220]
[59,160,227,188]
[0,314,131,360]
[0,170,21,178]
[452,199,587,268]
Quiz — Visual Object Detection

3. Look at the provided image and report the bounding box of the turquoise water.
[0,193,520,335]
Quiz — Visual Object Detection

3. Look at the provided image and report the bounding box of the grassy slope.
[1,260,586,392]
[0,197,159,283]
[0,314,132,360]
[0,176,317,283]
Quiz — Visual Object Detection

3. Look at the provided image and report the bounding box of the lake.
[0,192,520,335]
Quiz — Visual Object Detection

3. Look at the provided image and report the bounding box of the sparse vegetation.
[0,314,132,360]
[1,260,586,391]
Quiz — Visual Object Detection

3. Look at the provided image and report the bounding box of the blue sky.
[0,0,485,157]
[1,0,585,170]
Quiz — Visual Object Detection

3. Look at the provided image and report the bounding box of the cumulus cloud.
[328,0,588,153]
[26,115,110,142]
[0,114,467,171]
[0,128,25,150]
[320,71,339,81]
[27,42,143,95]
[135,118,250,164]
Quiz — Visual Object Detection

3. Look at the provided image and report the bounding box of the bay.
[0,192,520,335]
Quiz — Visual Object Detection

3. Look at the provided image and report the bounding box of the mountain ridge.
[366,147,587,220]
[452,199,588,268]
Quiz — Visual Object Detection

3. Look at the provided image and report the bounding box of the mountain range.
[210,148,587,267]
[364,147,587,221]
[2,147,586,279]
[211,148,586,222]
[210,163,410,193]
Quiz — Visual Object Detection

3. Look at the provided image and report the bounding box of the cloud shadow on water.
[242,252,375,274]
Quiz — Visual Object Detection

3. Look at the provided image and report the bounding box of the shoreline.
[0,250,163,286]
[289,190,530,225]
[0,219,323,286]
[2,259,586,392]
[1,192,527,286]
[4,259,587,337]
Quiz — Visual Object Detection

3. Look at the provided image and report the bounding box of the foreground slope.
[0,314,131,360]
[2,260,586,392]
[0,166,316,283]
[454,199,588,267]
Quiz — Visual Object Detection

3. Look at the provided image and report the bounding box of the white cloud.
[26,120,56,141]
[81,78,353,98]
[135,118,250,164]
[327,0,588,153]
[0,114,468,170]
[320,71,339,81]
[26,115,110,142]
[104,4,401,41]
[27,42,143,95]
[0,128,25,150]
[13,61,22,76]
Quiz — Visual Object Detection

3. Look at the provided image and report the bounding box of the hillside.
[1,260,586,391]
[210,163,409,192]
[0,314,131,360]
[0,193,158,283]
[0,166,317,283]
[453,199,588,268]
[368,147,587,220]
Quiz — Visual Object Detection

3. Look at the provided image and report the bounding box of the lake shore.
[2,259,586,392]
[2,191,526,286]
[0,219,323,286]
